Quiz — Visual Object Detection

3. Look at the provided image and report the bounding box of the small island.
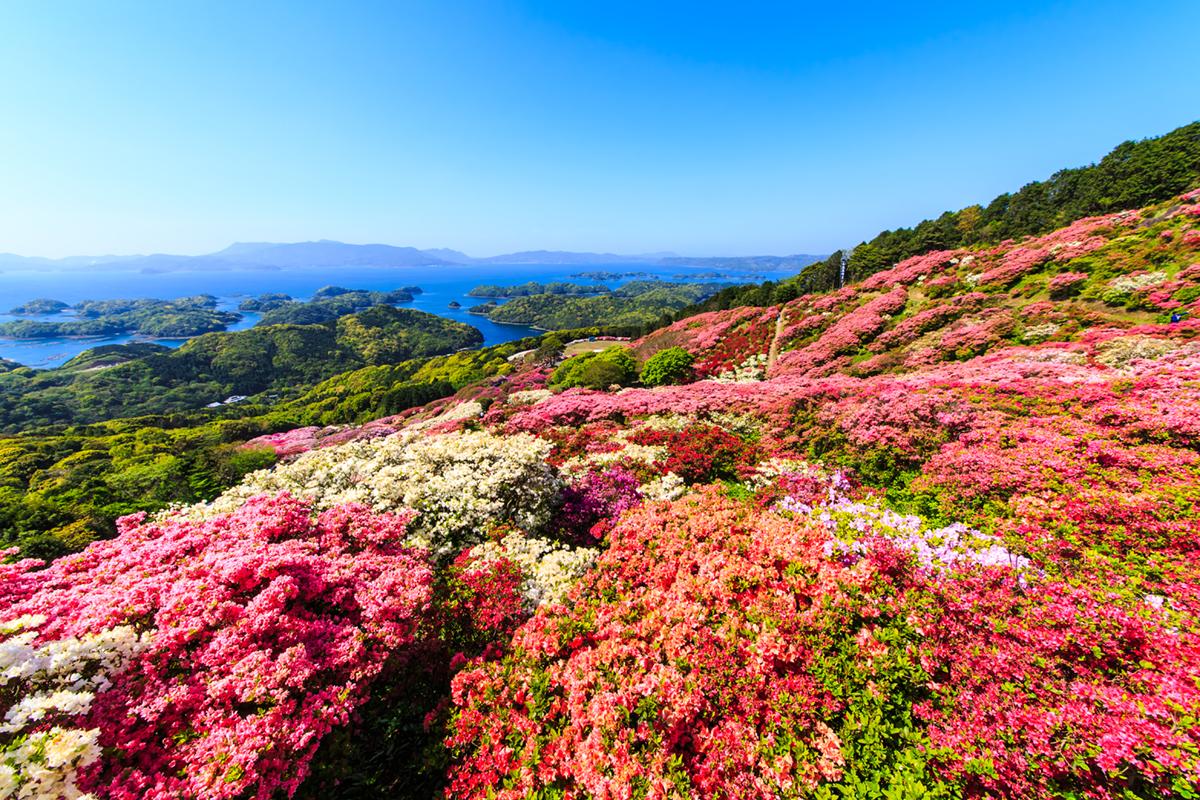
[467,301,500,315]
[569,270,651,281]
[474,280,720,329]
[238,292,293,312]
[9,298,70,315]
[448,301,462,309]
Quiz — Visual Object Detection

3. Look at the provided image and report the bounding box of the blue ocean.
[0,262,778,368]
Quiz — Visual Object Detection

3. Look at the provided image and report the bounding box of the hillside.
[3,184,1198,798]
[821,120,1200,295]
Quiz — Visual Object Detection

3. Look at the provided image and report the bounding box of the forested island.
[466,281,610,297]
[479,279,719,328]
[250,286,420,325]
[0,294,240,338]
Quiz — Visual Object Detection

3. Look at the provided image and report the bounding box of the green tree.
[551,346,637,389]
[534,334,566,363]
[640,347,695,387]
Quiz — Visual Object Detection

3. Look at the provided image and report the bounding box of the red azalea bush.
[911,573,1200,799]
[690,307,779,377]
[444,490,914,799]
[627,423,760,483]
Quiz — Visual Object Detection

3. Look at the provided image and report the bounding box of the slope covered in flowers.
[3,189,1200,799]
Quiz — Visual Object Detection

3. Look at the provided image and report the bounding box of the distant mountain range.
[0,240,825,274]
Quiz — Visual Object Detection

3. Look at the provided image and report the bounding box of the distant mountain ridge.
[657,254,825,271]
[0,241,825,274]
[472,250,681,265]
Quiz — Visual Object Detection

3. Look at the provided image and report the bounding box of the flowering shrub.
[468,534,597,611]
[872,293,987,350]
[1048,270,1088,298]
[936,308,1016,359]
[1108,270,1168,294]
[0,615,148,800]
[247,426,325,457]
[860,250,955,290]
[1094,334,1177,368]
[558,465,644,542]
[626,423,759,483]
[711,352,768,382]
[690,308,779,377]
[449,466,1200,799]
[1019,321,1060,342]
[973,245,1051,287]
[188,430,564,558]
[433,548,529,658]
[445,490,904,798]
[0,495,434,799]
[774,287,908,376]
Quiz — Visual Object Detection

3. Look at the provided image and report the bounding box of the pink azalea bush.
[1048,270,1088,298]
[0,494,435,800]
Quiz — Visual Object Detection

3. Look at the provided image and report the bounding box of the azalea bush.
[0,494,435,800]
[445,489,917,799]
[185,429,564,558]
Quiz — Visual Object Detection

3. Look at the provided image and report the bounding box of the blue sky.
[1,0,1197,258]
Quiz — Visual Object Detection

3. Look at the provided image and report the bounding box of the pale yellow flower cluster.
[182,429,564,559]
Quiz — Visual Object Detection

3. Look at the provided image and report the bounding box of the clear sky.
[1,0,1197,258]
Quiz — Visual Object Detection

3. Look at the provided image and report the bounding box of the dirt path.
[766,306,787,372]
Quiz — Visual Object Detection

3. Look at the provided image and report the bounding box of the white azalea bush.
[0,617,148,800]
[712,353,768,383]
[180,429,564,558]
[639,472,688,502]
[469,533,597,610]
[506,389,552,406]
[1095,334,1177,369]
[1108,270,1167,293]
[1020,321,1061,342]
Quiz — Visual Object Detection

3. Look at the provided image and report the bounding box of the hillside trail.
[766,306,787,372]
